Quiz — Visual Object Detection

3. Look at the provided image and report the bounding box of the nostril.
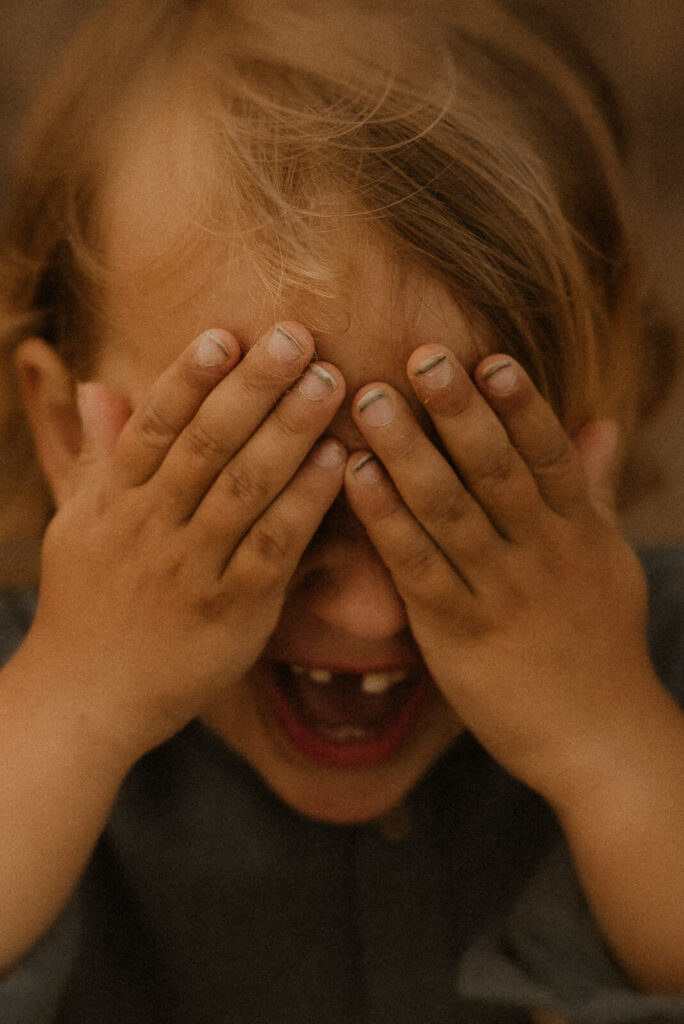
[296,566,337,596]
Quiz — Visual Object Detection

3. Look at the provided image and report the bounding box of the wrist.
[537,666,684,825]
[3,632,150,783]
[538,675,684,995]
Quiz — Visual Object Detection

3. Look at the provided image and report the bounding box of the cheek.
[92,330,188,406]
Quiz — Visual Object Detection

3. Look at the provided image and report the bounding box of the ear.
[573,419,620,522]
[14,338,83,506]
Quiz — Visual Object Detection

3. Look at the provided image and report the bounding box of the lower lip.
[259,665,432,768]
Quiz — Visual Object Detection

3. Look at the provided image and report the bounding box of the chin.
[253,754,443,826]
[202,663,463,826]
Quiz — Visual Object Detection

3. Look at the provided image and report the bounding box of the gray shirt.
[1,549,684,1024]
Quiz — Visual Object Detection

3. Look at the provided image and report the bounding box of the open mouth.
[260,661,431,768]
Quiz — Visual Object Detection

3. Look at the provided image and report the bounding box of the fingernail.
[312,438,346,468]
[197,331,232,366]
[356,388,394,426]
[481,359,515,395]
[353,453,375,473]
[298,363,337,400]
[352,453,383,483]
[269,324,305,361]
[413,352,453,389]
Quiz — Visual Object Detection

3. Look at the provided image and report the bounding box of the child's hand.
[345,346,661,804]
[26,324,346,759]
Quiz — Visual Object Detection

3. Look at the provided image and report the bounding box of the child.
[0,0,682,1020]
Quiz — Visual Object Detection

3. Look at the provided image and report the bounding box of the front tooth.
[308,668,333,684]
[361,670,406,694]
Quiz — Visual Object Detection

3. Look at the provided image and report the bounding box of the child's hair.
[0,0,675,579]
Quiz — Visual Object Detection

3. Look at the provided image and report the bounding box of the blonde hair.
[0,0,673,579]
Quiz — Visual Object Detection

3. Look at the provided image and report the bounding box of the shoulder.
[640,545,684,598]
[0,588,36,667]
[639,547,684,705]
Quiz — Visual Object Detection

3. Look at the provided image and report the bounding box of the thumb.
[76,382,132,465]
[573,419,620,521]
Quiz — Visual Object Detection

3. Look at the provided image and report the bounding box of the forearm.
[0,644,135,976]
[549,672,684,994]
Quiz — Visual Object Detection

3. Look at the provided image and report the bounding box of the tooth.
[387,670,408,684]
[361,671,406,694]
[308,668,333,684]
[361,673,388,694]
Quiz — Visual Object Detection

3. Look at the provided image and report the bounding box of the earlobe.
[573,419,620,522]
[14,338,83,506]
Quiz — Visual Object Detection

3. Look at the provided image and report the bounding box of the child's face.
[86,169,488,824]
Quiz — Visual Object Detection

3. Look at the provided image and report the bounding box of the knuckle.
[463,605,496,638]
[219,463,268,507]
[184,421,229,463]
[451,522,496,566]
[147,547,186,589]
[229,550,280,595]
[531,439,574,475]
[271,400,308,439]
[179,355,222,391]
[137,399,176,449]
[193,588,231,623]
[437,381,476,419]
[419,485,469,529]
[239,363,287,401]
[394,434,426,463]
[395,535,440,581]
[411,564,455,612]
[471,443,515,488]
[249,519,292,565]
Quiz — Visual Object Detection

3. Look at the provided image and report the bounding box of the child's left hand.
[345,345,665,805]
[345,345,684,993]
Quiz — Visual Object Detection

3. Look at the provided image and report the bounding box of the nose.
[299,539,408,642]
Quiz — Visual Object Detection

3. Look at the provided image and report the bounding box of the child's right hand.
[23,323,346,761]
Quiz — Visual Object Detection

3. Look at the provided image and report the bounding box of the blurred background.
[0,0,682,544]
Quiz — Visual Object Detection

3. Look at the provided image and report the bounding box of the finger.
[408,346,545,538]
[344,451,470,610]
[476,356,590,517]
[216,438,347,586]
[186,361,345,542]
[351,382,505,579]
[150,321,317,516]
[114,328,241,487]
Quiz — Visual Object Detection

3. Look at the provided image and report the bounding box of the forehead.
[97,243,482,423]
[95,108,483,409]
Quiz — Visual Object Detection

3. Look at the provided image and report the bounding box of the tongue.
[292,672,404,729]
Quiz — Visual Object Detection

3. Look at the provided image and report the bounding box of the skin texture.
[25,268,476,825]
[2,206,684,994]
[347,348,651,798]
